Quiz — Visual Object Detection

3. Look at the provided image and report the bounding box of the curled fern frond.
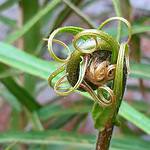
[98,16,132,43]
[47,17,131,109]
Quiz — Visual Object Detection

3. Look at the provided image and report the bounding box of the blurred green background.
[0,0,150,149]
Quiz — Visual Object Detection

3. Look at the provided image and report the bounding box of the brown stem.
[96,123,114,150]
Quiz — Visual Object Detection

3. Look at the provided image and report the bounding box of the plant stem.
[62,0,96,28]
[31,112,44,131]
[96,124,113,150]
[112,0,122,41]
[95,2,123,149]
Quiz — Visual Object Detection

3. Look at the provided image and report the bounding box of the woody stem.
[96,123,114,150]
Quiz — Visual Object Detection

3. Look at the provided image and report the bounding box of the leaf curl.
[47,26,84,63]
[98,17,132,43]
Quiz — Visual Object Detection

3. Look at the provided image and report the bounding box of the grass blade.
[4,0,61,43]
[0,70,41,111]
[0,130,149,150]
[0,65,41,112]
[132,25,150,34]
[119,101,150,134]
[0,0,19,12]
[62,0,96,28]
[0,15,16,27]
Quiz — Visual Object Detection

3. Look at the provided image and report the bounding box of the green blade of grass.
[20,0,41,95]
[119,101,150,134]
[49,114,76,129]
[0,15,16,27]
[4,0,61,44]
[132,25,150,34]
[0,90,21,111]
[52,0,82,30]
[0,0,19,12]
[38,101,91,121]
[0,130,149,150]
[62,0,96,28]
[38,96,150,134]
[0,65,41,112]
[130,63,150,80]
[20,0,41,53]
[0,68,21,79]
[0,130,94,148]
[0,41,150,134]
[112,0,122,41]
[105,25,150,38]
[0,42,55,79]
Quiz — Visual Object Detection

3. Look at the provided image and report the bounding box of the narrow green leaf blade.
[0,0,19,12]
[0,15,16,27]
[119,102,150,134]
[4,0,61,43]
[0,42,58,79]
[0,131,149,150]
[130,63,150,80]
[0,130,94,148]
[132,25,150,34]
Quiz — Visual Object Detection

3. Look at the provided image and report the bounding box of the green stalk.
[4,0,61,43]
[96,43,128,150]
[0,65,41,111]
[53,0,82,30]
[112,0,122,41]
[20,0,41,95]
[62,0,96,28]
[30,111,44,131]
[46,16,131,150]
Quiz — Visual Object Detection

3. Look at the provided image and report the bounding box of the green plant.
[0,0,150,150]
[47,16,131,149]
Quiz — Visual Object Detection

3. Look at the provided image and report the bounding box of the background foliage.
[0,0,150,149]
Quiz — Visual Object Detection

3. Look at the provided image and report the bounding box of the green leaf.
[62,0,96,28]
[0,0,19,12]
[114,43,127,106]
[119,102,150,134]
[92,102,114,130]
[0,41,56,79]
[0,15,16,27]
[20,0,41,53]
[0,90,21,111]
[105,25,150,38]
[0,65,41,112]
[38,101,91,121]
[82,92,150,134]
[0,130,94,148]
[49,115,76,129]
[20,0,41,95]
[0,68,21,79]
[0,41,150,134]
[4,0,61,43]
[131,101,150,114]
[0,130,149,150]
[132,25,150,34]
[0,71,41,112]
[52,0,82,30]
[111,135,150,150]
[130,63,150,80]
